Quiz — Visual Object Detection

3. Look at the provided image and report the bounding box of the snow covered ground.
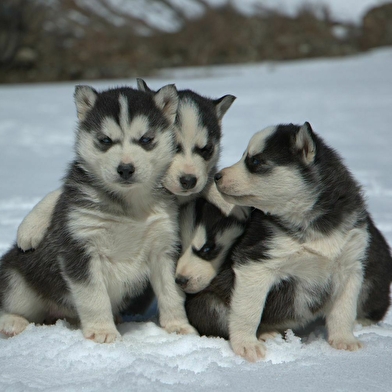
[1,48,392,391]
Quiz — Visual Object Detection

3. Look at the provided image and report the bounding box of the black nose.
[175,275,189,288]
[117,163,135,180]
[214,172,222,182]
[180,175,197,190]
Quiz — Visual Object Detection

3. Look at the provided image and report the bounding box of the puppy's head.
[164,92,235,196]
[137,79,236,196]
[215,123,319,217]
[74,84,178,194]
[175,198,245,294]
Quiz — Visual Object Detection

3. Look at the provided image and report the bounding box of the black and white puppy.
[182,122,392,361]
[0,85,198,341]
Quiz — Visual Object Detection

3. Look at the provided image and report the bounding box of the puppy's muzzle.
[117,163,135,180]
[175,275,189,289]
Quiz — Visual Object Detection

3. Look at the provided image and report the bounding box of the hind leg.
[0,271,47,336]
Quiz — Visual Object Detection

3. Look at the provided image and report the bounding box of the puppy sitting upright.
[214,122,392,361]
[0,85,196,341]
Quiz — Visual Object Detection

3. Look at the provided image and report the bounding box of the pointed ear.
[294,122,316,164]
[136,78,152,92]
[213,95,236,121]
[74,85,98,121]
[153,84,179,125]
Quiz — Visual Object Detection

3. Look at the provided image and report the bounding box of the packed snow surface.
[1,48,392,391]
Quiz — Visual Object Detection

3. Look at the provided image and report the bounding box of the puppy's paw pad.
[0,314,29,337]
[231,339,266,362]
[83,327,120,343]
[329,337,363,351]
[164,323,199,335]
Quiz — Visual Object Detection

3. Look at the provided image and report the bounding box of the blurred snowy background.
[1,1,392,391]
[1,0,392,83]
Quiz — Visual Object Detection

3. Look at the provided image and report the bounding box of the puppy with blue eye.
[175,197,248,295]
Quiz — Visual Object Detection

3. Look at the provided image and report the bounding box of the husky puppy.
[183,123,392,361]
[175,198,247,338]
[176,198,248,294]
[0,85,198,341]
[136,78,236,207]
[15,79,236,317]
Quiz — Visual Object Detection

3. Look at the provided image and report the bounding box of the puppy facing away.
[181,123,392,361]
[0,84,198,341]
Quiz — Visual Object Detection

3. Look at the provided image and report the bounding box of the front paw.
[231,337,266,362]
[258,331,279,341]
[0,314,30,337]
[83,324,120,343]
[17,223,48,251]
[329,335,363,351]
[163,321,199,335]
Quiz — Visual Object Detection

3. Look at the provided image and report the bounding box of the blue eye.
[100,136,113,145]
[140,135,154,145]
[201,244,214,254]
[252,157,260,165]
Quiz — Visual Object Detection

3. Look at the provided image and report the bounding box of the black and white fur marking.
[15,79,236,318]
[0,85,197,340]
[185,122,392,361]
[17,79,236,248]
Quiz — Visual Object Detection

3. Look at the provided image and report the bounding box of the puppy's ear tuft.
[153,84,179,125]
[295,122,316,164]
[136,78,152,92]
[213,95,236,121]
[74,85,98,122]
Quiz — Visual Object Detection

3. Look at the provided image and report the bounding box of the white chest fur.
[66,201,178,307]
[261,222,369,317]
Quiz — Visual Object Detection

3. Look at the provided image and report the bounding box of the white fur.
[229,222,367,361]
[17,188,62,251]
[218,161,316,224]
